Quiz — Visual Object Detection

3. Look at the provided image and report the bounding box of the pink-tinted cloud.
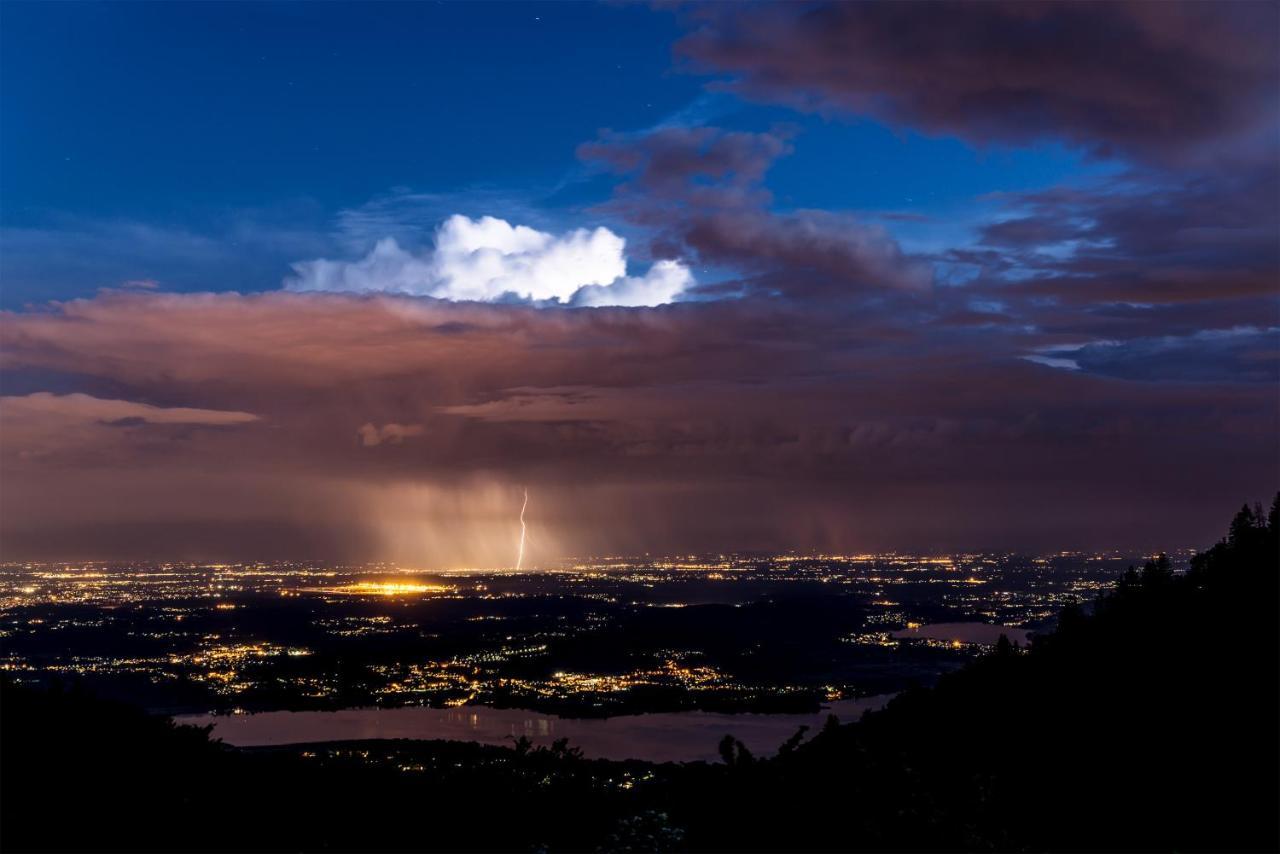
[358,422,425,447]
[1,392,258,426]
[0,392,261,474]
[1,291,1274,561]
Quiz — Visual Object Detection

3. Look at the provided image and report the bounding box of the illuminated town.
[0,552,1152,717]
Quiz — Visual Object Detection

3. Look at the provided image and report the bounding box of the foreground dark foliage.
[3,499,1277,852]
[676,498,1279,852]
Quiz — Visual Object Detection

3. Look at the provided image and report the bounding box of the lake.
[891,621,1031,645]
[175,695,894,763]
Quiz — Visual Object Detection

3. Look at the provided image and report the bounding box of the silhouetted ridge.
[686,496,1279,851]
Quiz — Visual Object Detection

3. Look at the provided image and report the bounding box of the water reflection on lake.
[891,621,1031,645]
[176,696,893,763]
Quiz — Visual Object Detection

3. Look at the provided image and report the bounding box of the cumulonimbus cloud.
[284,214,695,307]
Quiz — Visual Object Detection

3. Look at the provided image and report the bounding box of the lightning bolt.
[516,487,529,571]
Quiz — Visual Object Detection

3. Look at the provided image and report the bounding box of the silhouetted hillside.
[2,499,1276,852]
[0,679,652,852]
[665,497,1280,852]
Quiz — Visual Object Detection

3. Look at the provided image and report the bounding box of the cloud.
[570,259,694,308]
[953,156,1280,313]
[1028,327,1280,383]
[358,422,425,447]
[675,1,1280,163]
[0,392,259,426]
[330,188,561,254]
[1021,354,1081,372]
[579,126,792,203]
[579,126,932,295]
[682,208,932,294]
[0,392,260,464]
[1,290,1275,561]
[285,214,695,307]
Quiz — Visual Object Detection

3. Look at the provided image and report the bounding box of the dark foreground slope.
[669,500,1279,852]
[2,500,1277,853]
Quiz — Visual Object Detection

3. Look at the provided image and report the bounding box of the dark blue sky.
[2,1,1110,304]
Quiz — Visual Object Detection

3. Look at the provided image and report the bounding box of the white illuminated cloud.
[285,215,694,307]
[569,259,694,308]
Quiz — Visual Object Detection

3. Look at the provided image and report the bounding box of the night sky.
[1,1,1277,564]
